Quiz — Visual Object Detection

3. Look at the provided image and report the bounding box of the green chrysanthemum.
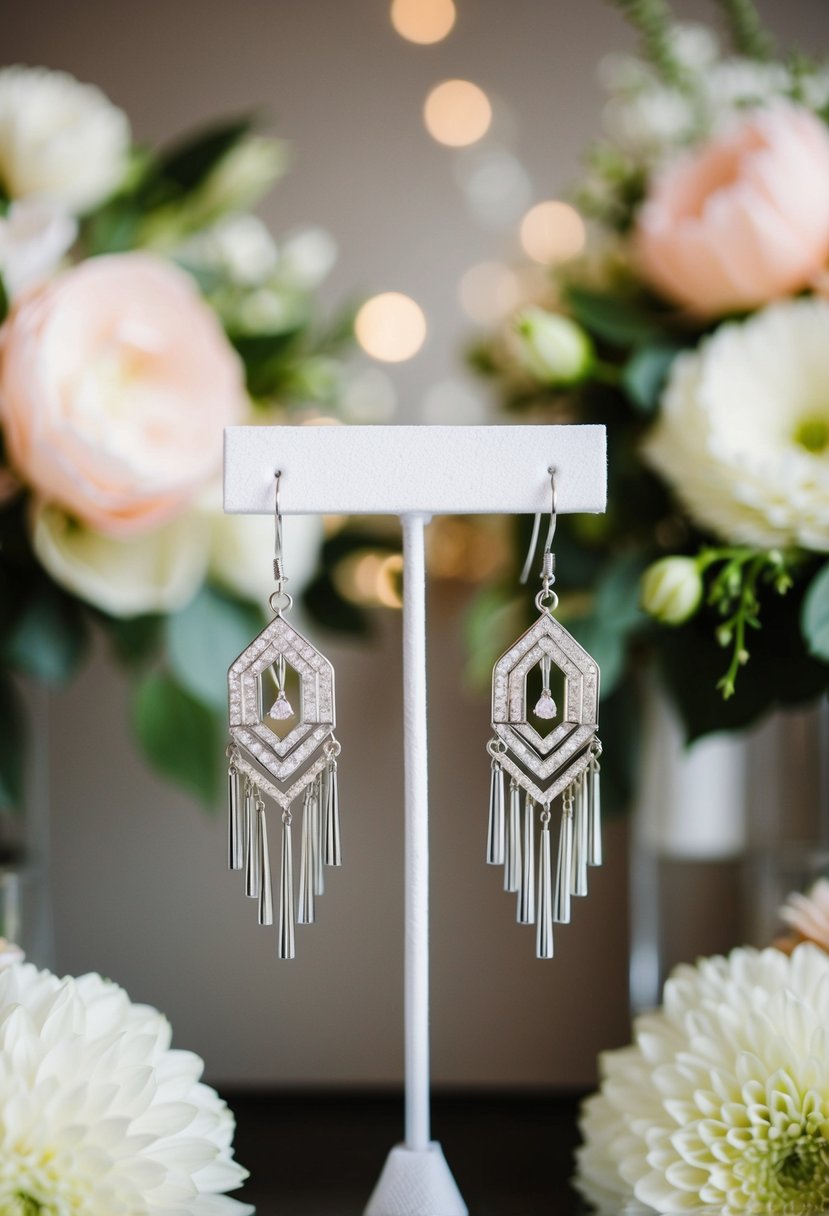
[577,944,829,1213]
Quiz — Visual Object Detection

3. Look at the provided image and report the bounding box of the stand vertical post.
[365,514,467,1216]
[402,513,431,1152]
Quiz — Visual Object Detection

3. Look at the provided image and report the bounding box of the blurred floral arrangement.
[473,0,829,801]
[0,941,252,1214]
[0,65,357,812]
[577,879,829,1213]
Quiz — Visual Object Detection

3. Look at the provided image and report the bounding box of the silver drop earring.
[486,468,602,959]
[227,471,342,959]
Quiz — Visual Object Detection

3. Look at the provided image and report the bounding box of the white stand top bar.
[224,424,606,515]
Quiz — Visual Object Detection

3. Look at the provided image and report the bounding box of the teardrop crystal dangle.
[517,795,535,924]
[227,748,243,871]
[257,796,273,926]
[554,788,574,924]
[536,807,554,960]
[485,466,603,958]
[244,780,260,900]
[227,470,343,959]
[278,808,295,960]
[486,749,505,865]
[505,779,522,893]
[588,743,602,867]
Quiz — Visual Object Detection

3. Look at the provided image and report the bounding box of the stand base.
[365,1142,468,1216]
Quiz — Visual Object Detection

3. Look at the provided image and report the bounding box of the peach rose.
[0,252,247,536]
[635,103,829,316]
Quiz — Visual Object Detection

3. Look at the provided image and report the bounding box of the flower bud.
[640,556,703,625]
[513,307,594,385]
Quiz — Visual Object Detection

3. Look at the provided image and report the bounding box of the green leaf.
[165,585,264,711]
[3,583,90,685]
[622,342,682,413]
[230,329,304,398]
[105,614,164,669]
[157,118,253,192]
[565,286,662,347]
[802,562,829,660]
[594,553,648,633]
[0,274,8,325]
[83,202,141,254]
[132,671,222,806]
[567,615,627,699]
[0,674,26,811]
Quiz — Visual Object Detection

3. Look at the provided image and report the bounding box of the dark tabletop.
[225,1090,591,1215]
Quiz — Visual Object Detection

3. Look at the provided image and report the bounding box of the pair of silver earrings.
[225,467,601,962]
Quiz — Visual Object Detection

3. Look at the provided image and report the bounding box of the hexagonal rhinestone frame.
[492,612,599,806]
[228,615,335,808]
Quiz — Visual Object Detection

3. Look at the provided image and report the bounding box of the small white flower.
[577,944,829,1213]
[0,958,252,1214]
[640,556,703,624]
[197,135,287,220]
[278,227,338,291]
[0,198,76,297]
[185,213,279,287]
[643,298,829,551]
[0,66,130,211]
[513,306,593,384]
[32,502,212,617]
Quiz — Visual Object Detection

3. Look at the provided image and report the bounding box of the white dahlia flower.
[0,66,130,212]
[0,959,252,1214]
[577,944,829,1213]
[643,299,829,551]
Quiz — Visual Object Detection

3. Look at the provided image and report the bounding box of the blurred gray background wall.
[5,0,826,1087]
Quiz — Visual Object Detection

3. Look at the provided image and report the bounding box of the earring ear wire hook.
[273,469,286,587]
[519,467,557,586]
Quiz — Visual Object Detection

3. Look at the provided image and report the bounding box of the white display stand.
[224,424,607,1215]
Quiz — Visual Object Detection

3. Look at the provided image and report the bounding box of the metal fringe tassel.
[536,808,554,959]
[486,761,505,865]
[278,809,296,960]
[588,755,602,867]
[570,770,589,897]
[505,779,522,892]
[324,761,342,866]
[554,791,574,924]
[244,782,260,899]
[257,798,273,926]
[517,795,535,924]
[227,764,243,870]
[313,776,325,896]
[297,786,315,925]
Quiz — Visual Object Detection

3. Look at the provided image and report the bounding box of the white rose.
[643,298,829,551]
[0,198,76,297]
[32,503,211,618]
[201,483,323,608]
[0,66,130,211]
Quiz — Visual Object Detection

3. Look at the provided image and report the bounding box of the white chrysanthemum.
[0,66,130,211]
[643,299,829,551]
[577,944,829,1214]
[0,960,253,1214]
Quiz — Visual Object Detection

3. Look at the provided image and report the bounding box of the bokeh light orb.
[424,80,492,147]
[519,201,586,265]
[390,0,456,44]
[354,292,427,362]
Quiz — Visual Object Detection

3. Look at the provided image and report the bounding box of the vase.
[630,685,829,1011]
[629,680,748,1011]
[0,683,54,966]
